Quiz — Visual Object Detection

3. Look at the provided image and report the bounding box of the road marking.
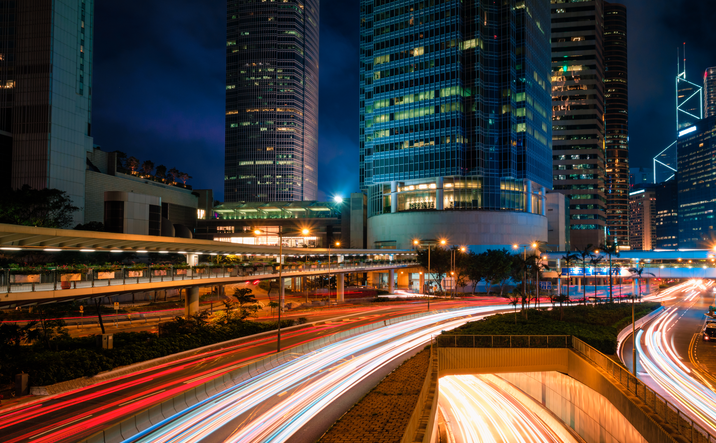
[30,415,92,439]
[184,363,246,384]
[118,390,166,407]
[277,391,287,397]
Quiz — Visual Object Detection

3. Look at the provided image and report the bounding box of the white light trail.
[125,306,510,443]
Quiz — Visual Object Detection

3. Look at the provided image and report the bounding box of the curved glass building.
[359,0,554,250]
[225,0,319,202]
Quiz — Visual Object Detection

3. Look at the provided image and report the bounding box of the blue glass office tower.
[360,0,553,250]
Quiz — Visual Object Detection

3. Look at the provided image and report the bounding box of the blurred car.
[704,322,716,341]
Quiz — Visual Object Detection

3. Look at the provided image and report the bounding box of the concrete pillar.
[388,270,395,294]
[419,272,425,294]
[525,179,533,213]
[557,277,562,296]
[645,279,651,295]
[337,273,345,303]
[302,276,308,293]
[436,177,444,210]
[541,187,546,216]
[391,181,398,213]
[186,254,198,266]
[279,278,285,308]
[185,286,200,317]
[292,277,298,291]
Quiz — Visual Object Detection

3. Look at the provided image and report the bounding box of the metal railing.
[0,261,418,294]
[437,334,716,443]
[436,334,572,349]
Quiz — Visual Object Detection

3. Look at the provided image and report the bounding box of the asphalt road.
[620,280,716,432]
[0,300,477,443]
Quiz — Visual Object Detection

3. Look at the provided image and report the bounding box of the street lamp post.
[254,227,285,352]
[513,243,538,309]
[415,239,446,311]
[328,240,340,301]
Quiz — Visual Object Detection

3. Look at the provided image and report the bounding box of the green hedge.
[442,303,660,355]
[2,319,296,387]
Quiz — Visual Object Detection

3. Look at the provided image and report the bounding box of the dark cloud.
[93,0,716,201]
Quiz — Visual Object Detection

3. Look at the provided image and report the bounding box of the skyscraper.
[604,2,629,249]
[551,0,606,249]
[359,0,554,250]
[705,67,716,118]
[0,0,94,224]
[225,0,319,203]
[677,116,716,249]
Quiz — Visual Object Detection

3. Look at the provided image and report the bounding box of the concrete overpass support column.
[337,273,345,303]
[388,270,395,294]
[419,272,425,294]
[645,279,651,295]
[557,277,562,296]
[279,278,285,309]
[185,287,200,317]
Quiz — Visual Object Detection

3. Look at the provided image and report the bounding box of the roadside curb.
[616,304,665,357]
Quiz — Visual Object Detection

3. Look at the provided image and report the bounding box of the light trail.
[636,279,716,433]
[102,306,510,443]
[439,375,577,443]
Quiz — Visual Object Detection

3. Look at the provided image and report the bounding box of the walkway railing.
[0,261,418,294]
[438,334,716,443]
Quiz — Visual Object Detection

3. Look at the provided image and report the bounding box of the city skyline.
[87,0,715,202]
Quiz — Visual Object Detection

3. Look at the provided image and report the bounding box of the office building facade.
[0,0,94,224]
[677,116,716,249]
[706,67,716,119]
[359,0,554,250]
[551,0,606,249]
[603,2,629,249]
[225,0,319,203]
[655,179,678,249]
[628,186,656,251]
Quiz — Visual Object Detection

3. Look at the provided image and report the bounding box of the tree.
[155,164,167,179]
[233,287,259,320]
[574,244,594,304]
[168,167,180,183]
[628,266,655,300]
[0,185,79,228]
[141,160,155,176]
[178,172,192,185]
[560,252,578,304]
[508,288,522,323]
[74,221,104,232]
[126,156,140,173]
[589,254,604,303]
[466,251,486,293]
[486,249,514,297]
[599,242,620,303]
[416,246,450,292]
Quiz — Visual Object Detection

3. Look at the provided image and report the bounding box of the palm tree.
[628,265,655,301]
[575,244,594,304]
[560,252,578,304]
[589,254,604,303]
[599,242,620,303]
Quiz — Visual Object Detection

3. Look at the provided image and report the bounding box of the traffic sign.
[539,281,552,291]
[79,305,84,313]
[114,302,119,310]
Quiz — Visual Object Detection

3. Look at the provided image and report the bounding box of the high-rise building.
[0,0,94,224]
[629,167,652,189]
[359,0,554,250]
[628,186,656,251]
[655,179,678,249]
[677,116,716,249]
[551,0,606,249]
[604,2,629,249]
[225,0,319,203]
[705,67,716,118]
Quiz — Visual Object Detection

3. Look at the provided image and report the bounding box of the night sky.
[92,0,716,202]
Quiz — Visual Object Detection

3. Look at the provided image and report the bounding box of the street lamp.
[450,246,467,298]
[328,240,341,301]
[253,228,285,352]
[415,239,447,311]
[301,229,311,303]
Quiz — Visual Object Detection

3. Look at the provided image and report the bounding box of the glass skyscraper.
[359,0,553,250]
[225,0,319,203]
[705,67,716,119]
[604,2,629,249]
[551,0,606,249]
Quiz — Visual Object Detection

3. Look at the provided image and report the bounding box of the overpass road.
[621,280,716,433]
[0,300,489,443]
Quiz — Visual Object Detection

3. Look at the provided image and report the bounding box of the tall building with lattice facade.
[551,0,606,249]
[0,0,94,224]
[359,0,554,250]
[705,67,716,119]
[604,2,629,249]
[225,0,319,202]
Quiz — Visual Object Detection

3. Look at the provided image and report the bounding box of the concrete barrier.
[78,307,471,443]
